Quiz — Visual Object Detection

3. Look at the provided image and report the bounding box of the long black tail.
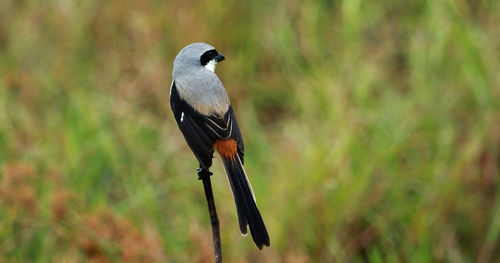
[222,156,270,249]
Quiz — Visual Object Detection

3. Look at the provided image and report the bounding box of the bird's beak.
[215,53,225,62]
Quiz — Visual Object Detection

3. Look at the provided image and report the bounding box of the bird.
[169,43,270,249]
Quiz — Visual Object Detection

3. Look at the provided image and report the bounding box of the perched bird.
[170,43,270,249]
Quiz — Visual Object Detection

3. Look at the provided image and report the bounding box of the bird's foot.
[197,167,213,180]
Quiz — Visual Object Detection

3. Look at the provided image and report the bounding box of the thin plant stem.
[199,169,222,263]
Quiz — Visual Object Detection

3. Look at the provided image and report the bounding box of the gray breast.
[173,68,230,116]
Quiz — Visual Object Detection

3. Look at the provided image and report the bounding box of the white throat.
[205,59,217,72]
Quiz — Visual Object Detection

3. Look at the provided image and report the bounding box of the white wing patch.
[169,80,174,97]
[180,112,184,122]
[205,59,217,72]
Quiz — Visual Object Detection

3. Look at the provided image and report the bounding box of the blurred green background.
[0,0,499,262]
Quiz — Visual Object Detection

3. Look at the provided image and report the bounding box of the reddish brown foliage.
[0,162,38,215]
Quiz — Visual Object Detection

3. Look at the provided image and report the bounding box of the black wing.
[170,81,244,168]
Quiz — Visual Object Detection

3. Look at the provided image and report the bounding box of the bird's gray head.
[171,43,229,116]
[173,43,225,77]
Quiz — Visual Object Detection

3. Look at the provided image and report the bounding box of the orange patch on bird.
[214,139,237,160]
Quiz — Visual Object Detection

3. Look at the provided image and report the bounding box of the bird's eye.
[200,50,218,66]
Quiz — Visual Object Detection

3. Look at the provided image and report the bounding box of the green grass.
[0,0,499,262]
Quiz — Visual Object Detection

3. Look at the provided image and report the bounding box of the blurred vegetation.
[0,0,499,262]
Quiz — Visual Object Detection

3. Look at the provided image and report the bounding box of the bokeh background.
[1,0,499,262]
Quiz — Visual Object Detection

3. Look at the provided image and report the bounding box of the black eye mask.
[200,50,218,66]
[200,49,225,66]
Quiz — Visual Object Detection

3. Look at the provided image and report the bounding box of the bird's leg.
[197,167,213,180]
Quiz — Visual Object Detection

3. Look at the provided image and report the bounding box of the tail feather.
[224,160,249,235]
[222,156,270,249]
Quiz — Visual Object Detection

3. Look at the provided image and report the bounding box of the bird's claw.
[197,168,213,180]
